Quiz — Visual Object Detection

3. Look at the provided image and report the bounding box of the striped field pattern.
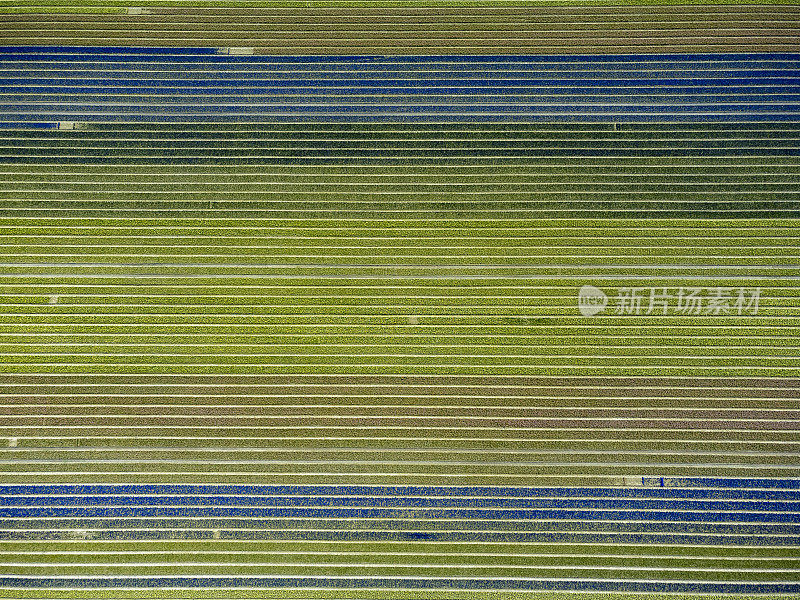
[0,0,799,597]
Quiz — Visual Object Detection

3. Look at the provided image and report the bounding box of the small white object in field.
[624,476,644,487]
[8,438,17,448]
[70,529,93,539]
[408,316,418,325]
[126,7,149,14]
[49,295,58,304]
[58,121,75,130]
[220,47,255,55]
